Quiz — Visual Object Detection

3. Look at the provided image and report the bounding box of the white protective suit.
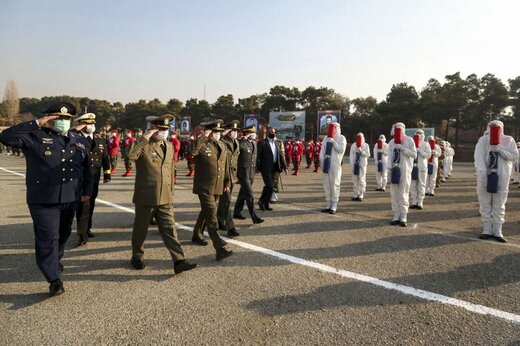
[474,122,518,238]
[373,135,389,190]
[349,134,370,199]
[320,124,347,211]
[426,137,441,195]
[387,123,417,223]
[446,142,455,177]
[409,133,431,207]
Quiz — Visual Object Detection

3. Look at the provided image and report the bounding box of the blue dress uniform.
[0,105,93,292]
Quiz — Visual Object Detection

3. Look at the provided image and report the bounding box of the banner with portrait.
[317,110,341,139]
[180,116,191,137]
[269,111,306,141]
[243,114,260,132]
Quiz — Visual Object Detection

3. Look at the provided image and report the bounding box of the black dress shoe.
[75,235,88,247]
[131,256,145,270]
[409,205,417,209]
[321,208,331,213]
[216,247,233,261]
[351,197,358,201]
[399,221,407,227]
[494,236,507,243]
[258,202,266,211]
[329,210,336,214]
[174,260,198,274]
[479,234,493,240]
[227,228,240,237]
[253,217,265,224]
[265,205,273,211]
[233,214,246,220]
[390,220,399,226]
[49,279,65,297]
[191,238,208,246]
[416,205,423,210]
[86,230,95,238]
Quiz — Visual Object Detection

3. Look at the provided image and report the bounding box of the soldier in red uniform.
[185,133,196,176]
[292,139,304,175]
[313,140,322,172]
[121,130,136,177]
[169,131,181,184]
[285,140,293,169]
[305,139,315,168]
[107,129,120,174]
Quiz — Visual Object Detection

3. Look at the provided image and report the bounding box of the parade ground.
[1,155,519,345]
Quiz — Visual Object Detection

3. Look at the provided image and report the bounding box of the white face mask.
[212,132,221,141]
[112,132,117,137]
[229,131,238,140]
[156,131,168,140]
[84,124,95,134]
[52,119,71,134]
[248,133,257,140]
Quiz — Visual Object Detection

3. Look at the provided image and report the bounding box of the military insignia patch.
[42,138,53,144]
[44,150,52,157]
[60,107,68,114]
[152,152,158,158]
[75,142,85,150]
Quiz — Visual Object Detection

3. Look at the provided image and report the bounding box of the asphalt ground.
[0,154,519,345]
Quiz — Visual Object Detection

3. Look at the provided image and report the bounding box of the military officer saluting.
[216,120,241,237]
[128,114,197,274]
[191,119,233,261]
[0,102,93,297]
[70,113,111,246]
[233,125,264,224]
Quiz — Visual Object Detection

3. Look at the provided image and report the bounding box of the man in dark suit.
[233,126,264,224]
[256,127,287,211]
[0,102,93,297]
[70,113,112,246]
[191,120,233,261]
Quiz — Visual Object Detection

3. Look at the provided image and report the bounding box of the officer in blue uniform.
[0,102,93,297]
[70,113,111,246]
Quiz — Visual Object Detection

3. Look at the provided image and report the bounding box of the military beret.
[76,113,96,124]
[43,102,77,117]
[242,125,256,134]
[145,114,174,129]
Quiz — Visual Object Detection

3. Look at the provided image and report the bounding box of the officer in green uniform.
[128,114,197,274]
[216,120,240,237]
[191,120,233,261]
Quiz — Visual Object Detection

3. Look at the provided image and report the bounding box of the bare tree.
[2,80,20,124]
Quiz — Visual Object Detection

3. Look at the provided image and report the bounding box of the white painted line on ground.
[2,166,520,324]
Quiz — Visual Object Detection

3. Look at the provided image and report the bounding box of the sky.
[1,0,519,104]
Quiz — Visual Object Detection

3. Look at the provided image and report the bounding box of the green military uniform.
[216,121,240,236]
[129,116,185,265]
[192,120,232,255]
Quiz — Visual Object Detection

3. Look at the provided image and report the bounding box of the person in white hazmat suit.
[373,134,389,191]
[474,120,518,243]
[349,132,370,201]
[409,130,431,210]
[319,123,347,214]
[387,122,417,227]
[425,136,441,196]
[513,142,520,185]
[445,142,455,178]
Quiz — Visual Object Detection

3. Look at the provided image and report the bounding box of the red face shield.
[394,127,403,144]
[489,125,501,145]
[356,135,363,147]
[377,139,383,149]
[413,134,420,148]
[327,124,336,138]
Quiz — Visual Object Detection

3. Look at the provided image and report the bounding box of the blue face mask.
[53,119,71,134]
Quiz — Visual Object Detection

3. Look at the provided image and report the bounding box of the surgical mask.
[84,124,95,134]
[248,133,257,140]
[156,131,168,140]
[53,119,71,134]
[268,133,275,139]
[112,132,117,137]
[229,131,238,140]
[212,132,221,141]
